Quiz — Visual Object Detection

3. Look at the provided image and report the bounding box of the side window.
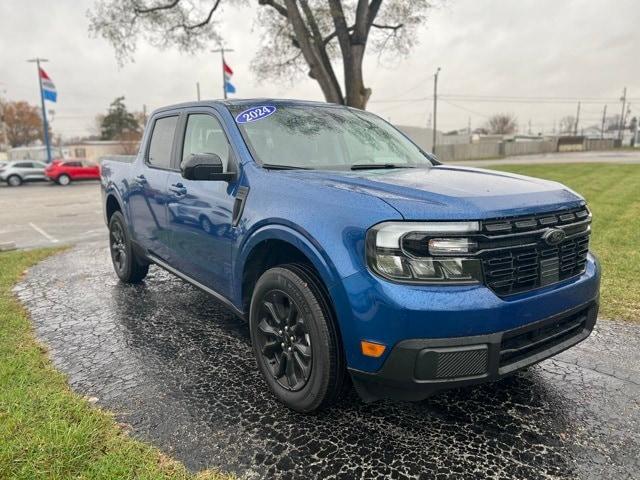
[147,115,178,169]
[14,162,32,168]
[182,114,230,171]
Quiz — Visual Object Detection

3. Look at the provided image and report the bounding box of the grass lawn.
[494,163,640,322]
[0,249,229,480]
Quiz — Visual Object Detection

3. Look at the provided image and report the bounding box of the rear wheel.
[108,211,149,283]
[57,174,71,186]
[7,175,21,187]
[250,264,347,412]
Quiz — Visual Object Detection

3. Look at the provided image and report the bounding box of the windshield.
[228,103,434,170]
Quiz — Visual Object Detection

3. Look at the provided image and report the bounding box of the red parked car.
[45,159,100,185]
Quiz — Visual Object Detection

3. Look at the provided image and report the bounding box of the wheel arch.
[104,189,125,225]
[236,225,343,321]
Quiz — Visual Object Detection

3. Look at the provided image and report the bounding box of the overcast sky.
[1,0,638,138]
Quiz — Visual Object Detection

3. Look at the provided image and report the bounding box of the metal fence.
[430,137,617,162]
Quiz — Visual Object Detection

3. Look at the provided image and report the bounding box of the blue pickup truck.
[101,99,600,412]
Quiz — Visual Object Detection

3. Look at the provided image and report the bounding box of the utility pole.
[196,82,201,101]
[211,47,234,99]
[27,57,52,163]
[467,117,471,134]
[432,66,441,154]
[601,104,607,139]
[619,87,627,141]
[528,119,532,135]
[574,101,581,136]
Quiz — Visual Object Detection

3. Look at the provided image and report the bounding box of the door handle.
[135,174,147,184]
[169,183,187,195]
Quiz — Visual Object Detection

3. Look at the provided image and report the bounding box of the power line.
[371,93,639,105]
[439,98,491,119]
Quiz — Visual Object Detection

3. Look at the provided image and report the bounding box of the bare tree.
[559,115,575,134]
[88,0,435,109]
[486,113,518,135]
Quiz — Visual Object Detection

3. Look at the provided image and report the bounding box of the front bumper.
[350,299,598,402]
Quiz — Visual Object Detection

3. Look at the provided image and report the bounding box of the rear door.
[165,108,239,297]
[128,113,180,261]
[64,161,83,179]
[15,162,45,181]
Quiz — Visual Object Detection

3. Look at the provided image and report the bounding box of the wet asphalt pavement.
[15,244,640,480]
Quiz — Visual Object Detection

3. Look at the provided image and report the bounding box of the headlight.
[366,221,483,284]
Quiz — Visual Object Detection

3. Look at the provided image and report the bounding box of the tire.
[7,175,22,187]
[57,174,71,186]
[250,264,347,412]
[200,216,213,234]
[108,211,149,283]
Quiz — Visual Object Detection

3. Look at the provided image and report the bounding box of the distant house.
[64,140,140,163]
[8,145,65,162]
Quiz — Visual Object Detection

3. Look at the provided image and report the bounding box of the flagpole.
[27,57,52,163]
[211,47,234,100]
[221,48,226,99]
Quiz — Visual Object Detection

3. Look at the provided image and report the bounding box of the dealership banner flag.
[223,61,236,94]
[40,68,57,102]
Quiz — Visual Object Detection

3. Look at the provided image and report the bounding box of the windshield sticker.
[235,105,277,124]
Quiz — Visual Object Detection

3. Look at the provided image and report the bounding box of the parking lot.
[16,244,640,479]
[0,181,105,249]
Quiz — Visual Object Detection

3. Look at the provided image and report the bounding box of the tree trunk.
[327,0,372,110]
[283,0,344,105]
[344,44,371,109]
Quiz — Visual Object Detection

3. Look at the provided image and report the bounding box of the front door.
[165,110,238,298]
[128,114,179,261]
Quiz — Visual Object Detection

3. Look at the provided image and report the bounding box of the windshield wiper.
[261,163,312,170]
[350,163,416,170]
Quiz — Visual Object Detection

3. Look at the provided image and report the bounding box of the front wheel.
[108,211,149,283]
[250,264,347,412]
[7,175,22,187]
[200,216,213,234]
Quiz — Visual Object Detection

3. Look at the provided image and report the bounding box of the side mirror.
[181,153,235,181]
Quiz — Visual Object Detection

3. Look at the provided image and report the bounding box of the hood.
[280,165,584,220]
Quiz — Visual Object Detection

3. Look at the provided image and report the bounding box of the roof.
[154,98,342,115]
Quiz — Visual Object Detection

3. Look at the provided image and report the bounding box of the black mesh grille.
[480,206,590,296]
[499,306,589,367]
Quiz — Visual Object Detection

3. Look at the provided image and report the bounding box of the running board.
[147,254,245,319]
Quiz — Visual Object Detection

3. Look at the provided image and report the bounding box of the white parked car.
[0,161,48,186]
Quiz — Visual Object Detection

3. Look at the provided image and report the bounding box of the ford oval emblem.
[542,228,566,246]
[235,105,277,124]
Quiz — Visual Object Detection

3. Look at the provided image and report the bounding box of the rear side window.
[64,161,82,167]
[147,115,178,169]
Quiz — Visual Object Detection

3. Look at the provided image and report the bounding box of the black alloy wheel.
[109,218,127,275]
[250,265,348,412]
[255,289,313,391]
[108,211,149,283]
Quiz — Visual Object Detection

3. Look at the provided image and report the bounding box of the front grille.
[499,306,589,367]
[479,206,591,296]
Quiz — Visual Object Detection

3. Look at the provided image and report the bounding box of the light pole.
[27,57,52,163]
[432,67,441,154]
